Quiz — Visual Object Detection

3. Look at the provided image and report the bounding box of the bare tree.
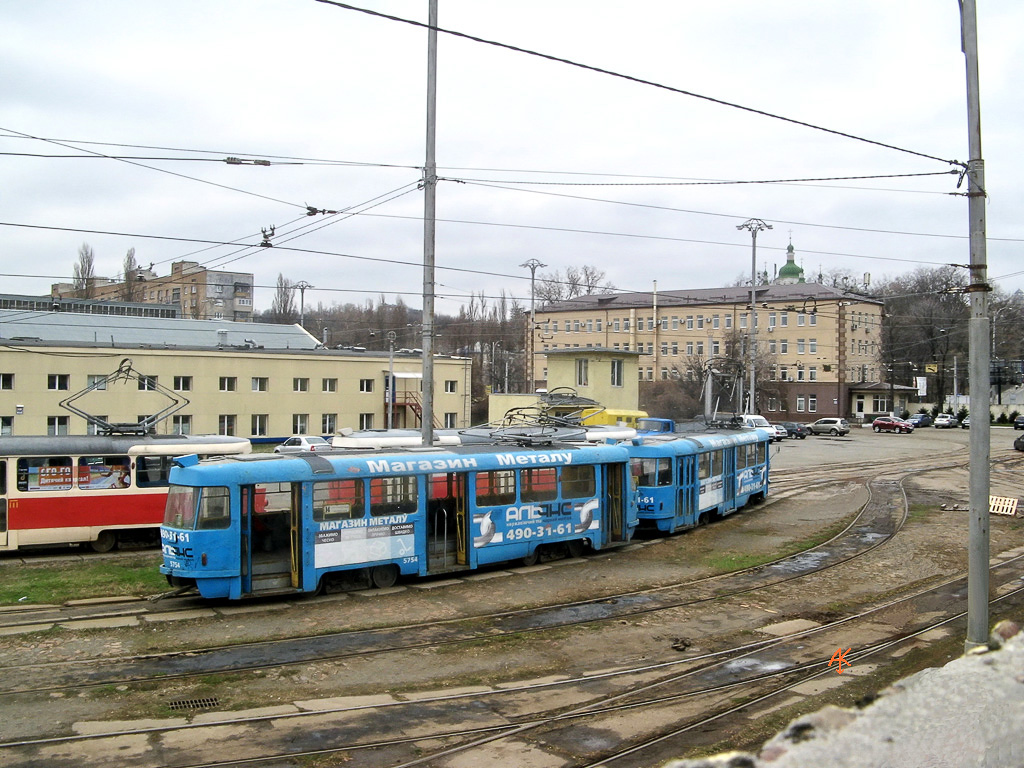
[536,264,615,306]
[73,243,96,299]
[269,273,297,323]
[119,248,143,303]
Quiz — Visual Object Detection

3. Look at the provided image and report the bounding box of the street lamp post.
[736,219,772,413]
[520,260,544,393]
[294,280,313,329]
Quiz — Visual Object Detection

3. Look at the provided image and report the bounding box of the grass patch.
[907,504,938,523]
[0,555,166,605]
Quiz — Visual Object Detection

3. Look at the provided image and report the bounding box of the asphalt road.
[767,422,1017,470]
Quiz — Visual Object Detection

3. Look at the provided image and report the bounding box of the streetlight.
[736,219,772,413]
[294,280,313,329]
[520,258,546,392]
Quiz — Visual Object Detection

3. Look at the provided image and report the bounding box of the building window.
[219,376,237,392]
[444,412,457,428]
[613,319,620,332]
[251,414,268,436]
[798,313,806,326]
[686,341,694,356]
[322,413,337,434]
[810,313,817,326]
[174,375,192,392]
[359,413,374,430]
[86,374,107,391]
[809,338,817,354]
[85,417,108,436]
[0,373,13,390]
[252,377,268,392]
[797,339,806,355]
[661,342,668,356]
[48,374,70,391]
[322,378,337,393]
[293,378,309,392]
[808,395,818,412]
[172,415,192,435]
[768,312,776,329]
[646,367,653,381]
[671,341,678,355]
[444,380,457,393]
[780,340,788,354]
[47,416,69,435]
[576,358,589,387]
[725,315,732,329]
[218,414,236,435]
[293,413,309,434]
[809,366,818,381]
[780,365,789,381]
[137,375,158,391]
[686,316,694,330]
[610,359,623,387]
[696,342,704,356]
[767,397,778,411]
[796,396,805,413]
[696,316,704,330]
[712,314,720,329]
[623,318,630,331]
[797,368,805,381]
[1,415,12,435]
[661,367,669,380]
[359,378,374,393]
[769,339,777,354]
[780,312,788,327]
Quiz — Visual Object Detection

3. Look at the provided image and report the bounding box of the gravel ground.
[2,425,1022,748]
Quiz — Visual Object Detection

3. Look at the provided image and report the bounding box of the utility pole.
[961,0,991,652]
[736,219,771,413]
[420,0,438,445]
[520,258,546,392]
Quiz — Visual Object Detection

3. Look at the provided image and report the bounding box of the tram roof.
[0,433,250,455]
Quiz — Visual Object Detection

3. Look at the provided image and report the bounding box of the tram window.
[164,485,198,528]
[136,455,172,487]
[17,457,73,492]
[196,487,231,529]
[255,482,292,515]
[758,442,767,464]
[698,454,711,480]
[78,456,131,490]
[476,470,516,507]
[0,459,5,495]
[630,458,671,487]
[314,479,364,521]
[736,448,748,470]
[521,467,557,502]
[561,465,596,498]
[370,476,417,516]
[710,451,722,476]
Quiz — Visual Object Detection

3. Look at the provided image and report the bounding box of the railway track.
[0,448,1020,767]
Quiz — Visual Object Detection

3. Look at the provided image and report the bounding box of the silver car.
[807,418,850,436]
[273,435,330,453]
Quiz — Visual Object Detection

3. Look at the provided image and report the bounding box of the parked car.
[1014,434,1024,451]
[1014,415,1024,430]
[961,417,970,429]
[933,413,958,429]
[807,418,850,436]
[907,413,933,428]
[872,416,915,434]
[768,423,788,441]
[779,421,811,439]
[274,435,331,453]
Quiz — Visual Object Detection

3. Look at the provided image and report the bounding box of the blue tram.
[160,442,636,599]
[629,428,772,533]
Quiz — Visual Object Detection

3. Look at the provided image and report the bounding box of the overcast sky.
[3,1,1022,316]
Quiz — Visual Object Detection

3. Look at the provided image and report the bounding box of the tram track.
[3,448,1019,696]
[4,552,1024,768]
[0,464,911,696]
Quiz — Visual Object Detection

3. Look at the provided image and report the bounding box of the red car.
[872,416,914,434]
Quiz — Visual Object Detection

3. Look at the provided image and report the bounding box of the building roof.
[541,282,880,313]
[0,309,318,349]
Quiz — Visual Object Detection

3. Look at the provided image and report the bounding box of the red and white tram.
[0,434,251,552]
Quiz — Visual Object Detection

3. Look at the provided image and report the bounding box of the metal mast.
[520,258,546,392]
[737,219,771,413]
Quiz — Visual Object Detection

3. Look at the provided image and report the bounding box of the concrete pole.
[961,0,991,652]
[420,0,438,445]
[520,258,546,392]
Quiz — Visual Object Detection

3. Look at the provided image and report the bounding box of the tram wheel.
[566,539,585,559]
[521,548,540,566]
[91,531,117,553]
[369,564,399,589]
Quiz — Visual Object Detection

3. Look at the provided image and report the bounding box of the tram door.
[677,456,695,528]
[605,463,627,542]
[427,472,469,573]
[243,482,299,594]
[722,449,735,510]
[0,460,7,548]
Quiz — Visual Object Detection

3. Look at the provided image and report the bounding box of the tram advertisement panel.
[314,516,415,568]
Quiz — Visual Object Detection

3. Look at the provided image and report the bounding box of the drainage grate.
[167,697,220,711]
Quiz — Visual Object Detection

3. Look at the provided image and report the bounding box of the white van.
[738,414,772,430]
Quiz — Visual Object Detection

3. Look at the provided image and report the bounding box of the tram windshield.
[163,485,231,530]
[164,485,199,529]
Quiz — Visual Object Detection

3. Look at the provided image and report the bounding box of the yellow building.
[0,309,471,439]
[533,280,884,422]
